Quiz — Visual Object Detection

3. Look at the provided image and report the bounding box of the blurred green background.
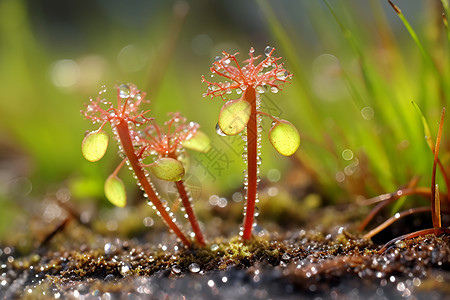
[0,0,448,240]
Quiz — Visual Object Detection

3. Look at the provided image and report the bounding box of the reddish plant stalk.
[362,206,431,240]
[115,119,191,246]
[378,227,450,254]
[431,107,445,229]
[175,180,205,246]
[242,87,258,240]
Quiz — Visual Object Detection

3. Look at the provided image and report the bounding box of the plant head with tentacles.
[202,47,300,240]
[143,112,210,160]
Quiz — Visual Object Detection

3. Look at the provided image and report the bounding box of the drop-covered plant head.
[81,84,204,247]
[202,47,300,240]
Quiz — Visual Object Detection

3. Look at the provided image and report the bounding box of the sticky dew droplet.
[264,46,274,56]
[215,123,227,136]
[119,84,130,99]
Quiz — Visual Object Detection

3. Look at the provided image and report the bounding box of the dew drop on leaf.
[81,129,109,162]
[268,120,300,156]
[104,174,126,207]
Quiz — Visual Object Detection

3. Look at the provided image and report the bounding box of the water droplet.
[341,149,353,161]
[361,106,374,120]
[249,47,255,53]
[256,157,262,165]
[119,84,130,98]
[242,151,248,160]
[171,265,182,275]
[143,217,154,227]
[214,56,222,62]
[270,86,278,93]
[256,86,265,94]
[189,263,201,273]
[236,88,242,95]
[215,123,227,136]
[254,206,260,217]
[211,244,219,251]
[264,46,274,56]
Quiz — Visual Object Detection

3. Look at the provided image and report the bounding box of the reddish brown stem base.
[176,180,205,246]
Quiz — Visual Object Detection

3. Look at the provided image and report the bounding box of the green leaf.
[150,157,185,182]
[412,101,434,151]
[218,98,251,136]
[81,129,109,162]
[104,174,126,207]
[269,120,300,156]
[183,130,211,153]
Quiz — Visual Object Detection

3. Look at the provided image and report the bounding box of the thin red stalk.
[358,186,425,232]
[362,206,431,240]
[243,87,258,240]
[431,107,445,229]
[175,180,205,246]
[115,120,190,246]
[111,159,126,177]
[378,227,450,254]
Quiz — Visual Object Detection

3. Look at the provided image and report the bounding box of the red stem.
[176,180,205,246]
[431,107,445,228]
[378,227,450,254]
[242,87,258,240]
[115,120,191,246]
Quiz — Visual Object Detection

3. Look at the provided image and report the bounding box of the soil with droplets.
[1,217,450,299]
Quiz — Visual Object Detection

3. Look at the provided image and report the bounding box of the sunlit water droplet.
[119,84,130,98]
[254,206,260,217]
[189,263,201,273]
[171,265,182,275]
[264,46,274,56]
[256,86,265,94]
[215,123,227,136]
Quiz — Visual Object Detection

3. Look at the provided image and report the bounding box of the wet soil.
[1,210,449,300]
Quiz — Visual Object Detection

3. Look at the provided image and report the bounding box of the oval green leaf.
[150,157,185,182]
[269,120,300,156]
[104,174,126,207]
[183,130,211,153]
[82,129,109,162]
[218,98,251,136]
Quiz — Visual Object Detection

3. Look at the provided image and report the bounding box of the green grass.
[258,0,449,201]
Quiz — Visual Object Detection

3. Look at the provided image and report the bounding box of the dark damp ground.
[1,204,450,300]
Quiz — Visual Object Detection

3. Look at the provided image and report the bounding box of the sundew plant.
[202,47,299,240]
[82,84,211,247]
